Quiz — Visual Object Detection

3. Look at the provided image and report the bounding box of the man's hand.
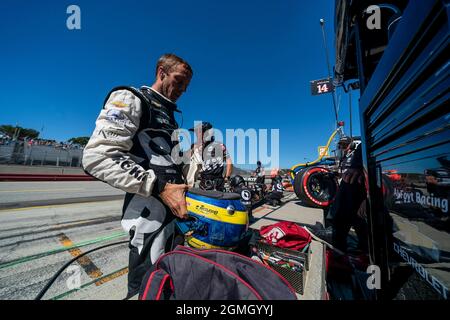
[159,183,189,219]
[342,168,364,185]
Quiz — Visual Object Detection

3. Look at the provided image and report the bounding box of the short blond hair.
[155,53,193,77]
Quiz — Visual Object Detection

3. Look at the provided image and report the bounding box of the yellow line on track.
[95,267,129,286]
[59,233,104,279]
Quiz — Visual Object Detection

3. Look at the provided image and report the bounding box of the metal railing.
[0,142,83,167]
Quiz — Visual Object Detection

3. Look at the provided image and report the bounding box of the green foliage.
[0,125,15,136]
[68,136,90,146]
[0,125,39,139]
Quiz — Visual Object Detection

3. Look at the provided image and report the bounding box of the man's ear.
[157,67,165,81]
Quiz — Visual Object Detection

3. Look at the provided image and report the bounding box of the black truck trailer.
[334,0,449,299]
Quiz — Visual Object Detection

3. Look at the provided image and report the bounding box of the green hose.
[0,231,128,270]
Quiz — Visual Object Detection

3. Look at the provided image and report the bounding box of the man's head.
[338,136,351,150]
[189,122,213,144]
[153,53,193,102]
[257,161,261,167]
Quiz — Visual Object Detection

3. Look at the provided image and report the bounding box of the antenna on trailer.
[319,18,339,128]
[343,81,360,139]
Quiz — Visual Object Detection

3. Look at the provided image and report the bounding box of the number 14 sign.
[310,78,335,96]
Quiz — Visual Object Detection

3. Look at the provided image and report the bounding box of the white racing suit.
[186,141,229,191]
[82,86,184,297]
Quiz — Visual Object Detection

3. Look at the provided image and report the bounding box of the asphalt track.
[0,181,131,300]
[0,181,124,209]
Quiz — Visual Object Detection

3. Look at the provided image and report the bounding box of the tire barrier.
[293,166,338,208]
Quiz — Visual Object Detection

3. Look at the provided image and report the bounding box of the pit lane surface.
[0,181,299,300]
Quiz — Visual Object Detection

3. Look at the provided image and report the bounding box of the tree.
[20,128,40,139]
[0,125,39,139]
[68,136,90,146]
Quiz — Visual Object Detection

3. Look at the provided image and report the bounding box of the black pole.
[319,19,339,127]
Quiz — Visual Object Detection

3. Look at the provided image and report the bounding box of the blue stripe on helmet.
[188,213,247,247]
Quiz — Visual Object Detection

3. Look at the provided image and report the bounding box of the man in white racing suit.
[185,122,233,191]
[82,54,192,298]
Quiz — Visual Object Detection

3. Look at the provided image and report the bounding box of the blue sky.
[0,0,360,169]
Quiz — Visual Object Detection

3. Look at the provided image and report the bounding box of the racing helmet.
[230,175,245,188]
[338,135,352,149]
[178,188,248,249]
[189,121,213,133]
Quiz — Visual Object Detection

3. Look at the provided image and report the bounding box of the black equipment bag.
[139,245,297,300]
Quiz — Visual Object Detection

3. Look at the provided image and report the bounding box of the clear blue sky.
[0,0,360,169]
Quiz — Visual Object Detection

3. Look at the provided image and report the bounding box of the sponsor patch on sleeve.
[106,109,125,120]
[104,109,133,127]
[111,101,129,108]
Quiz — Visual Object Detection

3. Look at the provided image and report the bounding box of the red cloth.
[259,222,311,251]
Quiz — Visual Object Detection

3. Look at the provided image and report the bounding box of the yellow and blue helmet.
[177,188,249,249]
